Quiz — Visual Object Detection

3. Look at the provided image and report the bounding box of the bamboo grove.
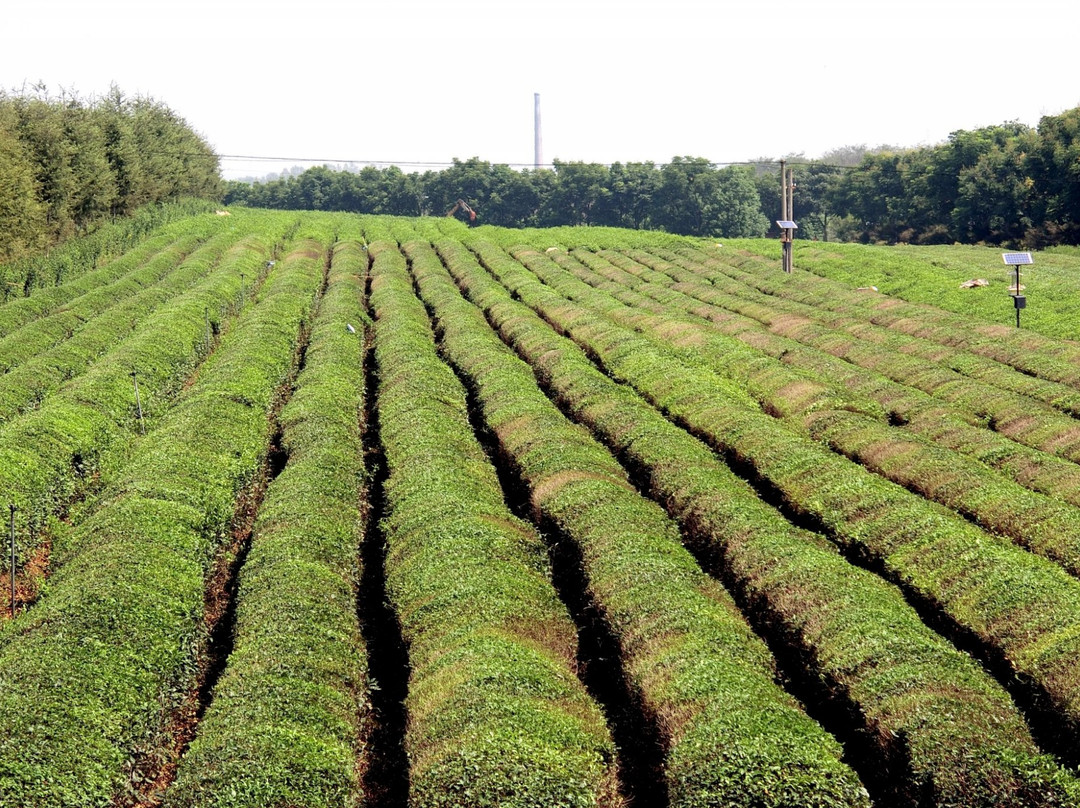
[0,85,221,265]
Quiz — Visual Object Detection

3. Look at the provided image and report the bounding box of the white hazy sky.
[5,0,1078,179]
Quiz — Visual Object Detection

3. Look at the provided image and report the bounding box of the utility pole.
[778,160,797,273]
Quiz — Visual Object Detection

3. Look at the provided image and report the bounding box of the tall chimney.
[534,93,543,170]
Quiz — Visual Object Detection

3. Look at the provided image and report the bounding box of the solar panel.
[776,220,798,229]
[1002,252,1033,265]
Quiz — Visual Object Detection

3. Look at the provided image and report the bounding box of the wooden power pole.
[778,161,796,273]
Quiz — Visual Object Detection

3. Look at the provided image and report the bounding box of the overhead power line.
[216,153,861,172]
[124,149,862,173]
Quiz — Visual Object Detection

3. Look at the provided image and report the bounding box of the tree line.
[224,157,771,238]
[815,107,1080,247]
[226,106,1080,247]
[0,85,221,263]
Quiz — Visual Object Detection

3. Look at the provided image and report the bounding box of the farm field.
[4,210,1080,807]
[727,238,1080,342]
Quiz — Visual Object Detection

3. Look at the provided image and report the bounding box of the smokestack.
[534,93,543,170]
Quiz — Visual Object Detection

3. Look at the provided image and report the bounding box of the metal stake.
[131,369,145,435]
[9,504,15,619]
[1015,265,1021,328]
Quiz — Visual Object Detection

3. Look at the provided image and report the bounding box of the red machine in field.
[446,199,477,224]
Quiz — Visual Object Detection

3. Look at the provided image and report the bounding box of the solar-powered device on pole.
[778,160,796,273]
[1003,252,1033,328]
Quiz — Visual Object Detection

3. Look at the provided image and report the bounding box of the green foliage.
[0,198,219,303]
[226,104,1080,248]
[0,236,326,807]
[229,158,763,237]
[0,85,220,265]
[0,212,288,570]
[820,113,1080,247]
[368,240,617,807]
[10,211,1080,805]
[164,239,370,808]
[421,237,868,806]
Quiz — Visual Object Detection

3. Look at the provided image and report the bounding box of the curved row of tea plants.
[0,199,220,303]
[164,239,371,808]
[0,232,205,374]
[437,236,1080,806]
[406,237,870,808]
[661,247,1080,418]
[656,247,1080,420]
[368,240,618,807]
[0,229,273,580]
[723,241,1080,344]
[0,230,239,426]
[708,244,1080,386]
[0,209,226,338]
[0,234,328,808]
[468,237,1080,765]
[564,246,1080,517]
[543,248,1080,580]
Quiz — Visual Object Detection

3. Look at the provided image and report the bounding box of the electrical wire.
[216,153,862,173]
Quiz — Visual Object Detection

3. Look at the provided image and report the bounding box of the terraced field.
[4,210,1080,807]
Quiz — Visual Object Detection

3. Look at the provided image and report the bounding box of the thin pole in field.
[131,369,145,435]
[9,504,15,619]
[778,161,795,273]
[1002,252,1032,328]
[787,166,795,270]
[1016,265,1021,328]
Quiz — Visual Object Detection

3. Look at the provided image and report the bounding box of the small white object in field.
[959,278,989,288]
[346,323,356,334]
[856,286,879,292]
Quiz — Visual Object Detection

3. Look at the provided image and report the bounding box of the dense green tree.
[540,161,612,226]
[828,151,908,243]
[607,161,661,229]
[711,164,770,237]
[0,108,46,262]
[952,139,1032,245]
[485,165,543,227]
[0,85,219,263]
[97,87,143,216]
[1025,108,1080,245]
[129,96,220,204]
[11,92,77,237]
[424,157,496,220]
[64,101,118,226]
[653,156,714,235]
[653,158,766,237]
